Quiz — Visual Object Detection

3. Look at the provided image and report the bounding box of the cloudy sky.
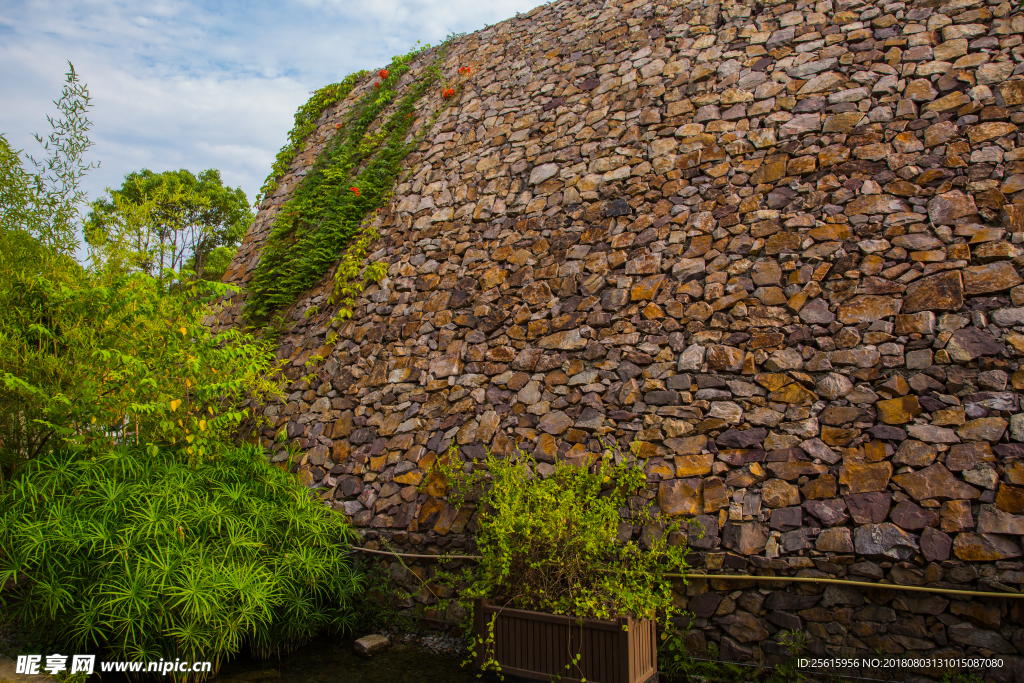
[1,0,545,248]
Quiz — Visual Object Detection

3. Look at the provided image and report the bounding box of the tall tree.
[0,62,97,256]
[85,168,253,279]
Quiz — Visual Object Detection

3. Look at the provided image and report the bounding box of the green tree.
[86,168,253,280]
[0,64,281,476]
[0,62,97,256]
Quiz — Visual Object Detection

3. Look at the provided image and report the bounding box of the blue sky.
[0,0,546,224]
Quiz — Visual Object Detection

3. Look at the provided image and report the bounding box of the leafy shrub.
[0,227,283,472]
[437,445,690,623]
[0,443,362,679]
[1,64,282,475]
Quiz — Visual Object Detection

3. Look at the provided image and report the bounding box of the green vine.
[425,442,691,679]
[246,40,455,323]
[254,73,368,207]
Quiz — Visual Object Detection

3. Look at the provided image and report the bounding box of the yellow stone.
[876,396,923,424]
[754,373,791,392]
[768,383,818,404]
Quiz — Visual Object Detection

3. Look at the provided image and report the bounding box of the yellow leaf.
[199,420,207,431]
[90,416,96,424]
[179,327,187,336]
[186,435,194,443]
[170,399,181,412]
[185,379,192,388]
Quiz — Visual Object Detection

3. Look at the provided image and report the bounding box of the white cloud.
[1,0,547,235]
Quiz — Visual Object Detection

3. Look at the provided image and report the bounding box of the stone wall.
[211,0,1024,677]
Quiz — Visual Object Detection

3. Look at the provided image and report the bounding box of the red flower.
[442,88,455,99]
[350,187,360,195]
[335,123,341,129]
[458,66,471,75]
[378,69,389,79]
[374,81,381,89]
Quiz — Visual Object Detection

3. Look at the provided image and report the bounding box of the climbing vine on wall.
[245,41,456,323]
[254,73,368,208]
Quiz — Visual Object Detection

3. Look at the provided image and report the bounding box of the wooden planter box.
[473,599,657,683]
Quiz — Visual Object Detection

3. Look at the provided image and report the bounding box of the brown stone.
[946,442,993,471]
[894,440,938,467]
[876,396,922,425]
[921,527,952,561]
[537,411,573,435]
[957,417,1007,442]
[940,499,974,533]
[946,327,1005,362]
[950,600,1001,629]
[659,478,702,516]
[721,524,769,557]
[977,504,1024,535]
[706,345,745,372]
[928,190,978,225]
[963,262,1023,294]
[999,80,1024,106]
[839,462,893,493]
[902,271,963,313]
[969,122,1018,145]
[768,383,818,405]
[890,500,938,530]
[924,121,959,147]
[823,112,867,133]
[847,194,909,216]
[428,355,463,378]
[837,295,901,323]
[751,154,789,184]
[953,533,1023,561]
[768,461,829,480]
[816,527,855,552]
[762,478,801,508]
[631,274,666,301]
[802,474,837,500]
[996,483,1024,513]
[674,453,714,477]
[893,463,981,501]
[854,522,919,559]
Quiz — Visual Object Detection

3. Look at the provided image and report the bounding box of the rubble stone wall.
[212,0,1024,676]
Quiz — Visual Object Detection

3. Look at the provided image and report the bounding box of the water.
[212,635,479,683]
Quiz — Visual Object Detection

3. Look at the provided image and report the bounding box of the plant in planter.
[432,442,690,683]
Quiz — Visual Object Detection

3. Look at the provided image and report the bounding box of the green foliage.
[85,168,253,280]
[659,637,748,682]
[0,65,282,472]
[762,630,809,683]
[941,673,986,683]
[434,444,690,624]
[0,443,363,680]
[0,62,97,256]
[660,628,813,683]
[246,42,452,322]
[0,225,283,473]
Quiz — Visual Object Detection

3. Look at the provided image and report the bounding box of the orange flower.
[378,69,389,79]
[374,81,381,89]
[335,123,341,129]
[350,187,360,195]
[442,88,455,99]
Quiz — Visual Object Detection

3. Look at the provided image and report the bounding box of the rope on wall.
[353,546,1024,599]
